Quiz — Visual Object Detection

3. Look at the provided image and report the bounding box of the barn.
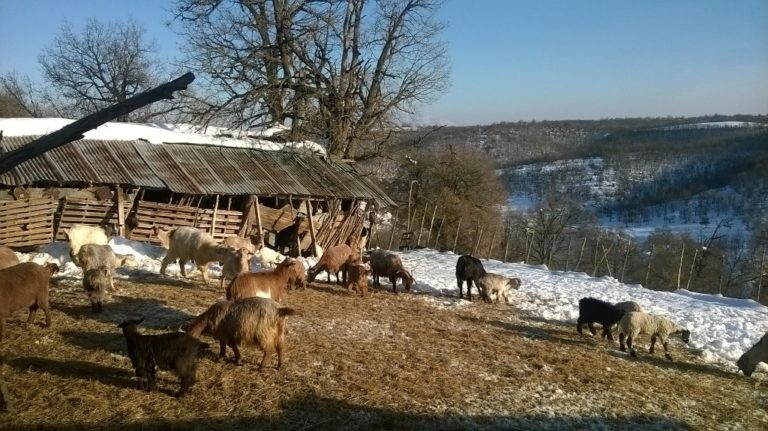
[0,119,394,253]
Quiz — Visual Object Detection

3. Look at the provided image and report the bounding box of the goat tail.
[278,307,296,317]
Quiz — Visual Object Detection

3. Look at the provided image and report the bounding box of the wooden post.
[472,225,484,256]
[620,239,631,282]
[452,217,462,254]
[565,235,573,271]
[575,236,587,272]
[645,245,653,286]
[677,243,686,290]
[210,194,220,237]
[686,248,699,290]
[255,196,264,244]
[238,195,257,236]
[407,181,415,231]
[387,210,399,250]
[525,230,533,264]
[115,186,125,237]
[592,237,601,277]
[433,215,445,249]
[486,227,497,260]
[306,200,319,257]
[416,202,428,246]
[425,204,438,247]
[757,247,765,302]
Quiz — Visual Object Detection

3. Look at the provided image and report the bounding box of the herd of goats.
[0,223,766,400]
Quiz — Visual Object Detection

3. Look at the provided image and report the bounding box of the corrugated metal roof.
[0,135,395,207]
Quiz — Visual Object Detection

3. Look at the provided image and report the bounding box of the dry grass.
[0,273,766,431]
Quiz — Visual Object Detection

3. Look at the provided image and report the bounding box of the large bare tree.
[38,19,168,121]
[173,0,449,158]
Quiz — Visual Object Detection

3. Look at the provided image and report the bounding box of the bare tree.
[0,72,55,118]
[38,19,168,121]
[173,0,449,158]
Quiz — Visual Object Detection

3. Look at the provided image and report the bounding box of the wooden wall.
[129,201,243,245]
[55,198,133,241]
[0,198,58,248]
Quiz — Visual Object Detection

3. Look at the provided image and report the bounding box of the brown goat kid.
[0,246,19,271]
[226,259,295,302]
[368,249,415,294]
[346,263,371,297]
[0,262,59,340]
[183,298,296,370]
[284,259,307,290]
[307,244,359,285]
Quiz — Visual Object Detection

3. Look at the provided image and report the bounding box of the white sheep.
[159,227,228,286]
[254,246,287,270]
[477,273,521,304]
[614,301,643,313]
[737,332,768,377]
[65,224,115,265]
[618,311,691,361]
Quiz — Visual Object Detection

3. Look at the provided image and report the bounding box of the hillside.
[395,116,768,239]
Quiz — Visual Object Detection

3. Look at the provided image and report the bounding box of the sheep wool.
[618,311,690,361]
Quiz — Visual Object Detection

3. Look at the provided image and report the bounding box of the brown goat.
[346,263,371,297]
[0,246,19,271]
[307,244,359,285]
[0,262,59,340]
[369,249,415,293]
[222,235,260,255]
[284,259,307,290]
[183,298,296,369]
[226,258,295,302]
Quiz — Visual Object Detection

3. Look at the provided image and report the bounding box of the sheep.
[226,259,295,302]
[83,266,111,313]
[368,249,414,294]
[456,255,487,301]
[154,226,171,248]
[65,224,115,265]
[0,246,19,271]
[274,216,305,256]
[77,244,138,290]
[0,262,58,340]
[118,318,208,397]
[284,258,307,290]
[577,297,626,341]
[477,273,521,304]
[182,297,296,369]
[307,244,359,285]
[618,311,691,361]
[736,332,768,376]
[614,301,644,313]
[222,235,260,255]
[159,226,229,286]
[220,248,253,290]
[346,263,371,297]
[254,246,287,270]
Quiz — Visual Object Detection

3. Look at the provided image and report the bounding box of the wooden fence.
[55,198,133,241]
[129,201,243,245]
[0,198,58,247]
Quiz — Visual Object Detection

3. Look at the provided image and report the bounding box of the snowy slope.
[16,242,767,373]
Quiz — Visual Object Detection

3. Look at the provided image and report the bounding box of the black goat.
[274,216,305,257]
[456,255,487,301]
[118,318,208,397]
[576,297,626,341]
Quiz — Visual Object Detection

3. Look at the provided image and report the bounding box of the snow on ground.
[0,118,325,155]
[14,241,767,373]
[658,121,768,130]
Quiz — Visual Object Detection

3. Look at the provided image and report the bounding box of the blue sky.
[1,0,766,126]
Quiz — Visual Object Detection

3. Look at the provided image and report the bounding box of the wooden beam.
[255,196,263,243]
[0,72,195,174]
[116,186,125,237]
[211,194,220,236]
[306,200,318,257]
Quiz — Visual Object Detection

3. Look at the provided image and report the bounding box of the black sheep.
[118,318,208,397]
[577,297,626,341]
[456,255,487,301]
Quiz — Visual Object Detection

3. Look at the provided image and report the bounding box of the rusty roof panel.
[134,142,203,194]
[0,136,394,206]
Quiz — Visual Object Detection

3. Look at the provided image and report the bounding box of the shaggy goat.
[368,249,414,294]
[253,246,287,270]
[0,262,58,340]
[65,224,115,265]
[222,235,260,255]
[456,255,487,301]
[0,246,19,271]
[220,248,253,290]
[307,244,359,285]
[618,311,691,361]
[159,227,229,286]
[577,297,626,341]
[77,244,137,291]
[225,259,295,302]
[477,273,521,304]
[83,266,110,313]
[736,332,768,376]
[118,318,208,397]
[346,263,371,297]
[284,258,307,290]
[183,298,296,370]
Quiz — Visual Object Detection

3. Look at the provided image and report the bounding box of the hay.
[0,276,766,430]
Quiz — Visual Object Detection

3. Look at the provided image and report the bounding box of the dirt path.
[0,276,765,430]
